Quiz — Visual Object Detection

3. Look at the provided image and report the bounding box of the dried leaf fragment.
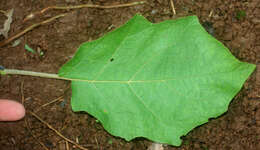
[0,9,14,38]
[148,143,164,150]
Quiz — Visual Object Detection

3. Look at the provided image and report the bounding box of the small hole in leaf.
[110,58,114,62]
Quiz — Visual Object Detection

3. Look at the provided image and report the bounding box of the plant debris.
[25,44,36,54]
[148,143,164,150]
[0,9,14,38]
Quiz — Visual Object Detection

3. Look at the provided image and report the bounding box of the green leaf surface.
[58,14,256,146]
[25,44,36,54]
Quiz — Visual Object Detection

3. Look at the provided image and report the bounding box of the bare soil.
[0,0,259,150]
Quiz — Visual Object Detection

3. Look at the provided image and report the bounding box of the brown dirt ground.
[0,0,259,150]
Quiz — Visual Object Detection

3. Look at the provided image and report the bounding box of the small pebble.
[151,9,158,15]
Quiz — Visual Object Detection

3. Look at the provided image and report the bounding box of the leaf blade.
[59,14,256,146]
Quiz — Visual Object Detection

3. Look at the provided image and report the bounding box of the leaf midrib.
[61,67,241,83]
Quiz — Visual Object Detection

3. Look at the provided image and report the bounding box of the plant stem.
[0,69,70,81]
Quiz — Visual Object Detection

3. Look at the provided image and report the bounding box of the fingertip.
[0,100,25,121]
[13,102,26,120]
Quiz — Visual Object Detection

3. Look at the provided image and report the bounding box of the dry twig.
[41,1,146,12]
[21,81,50,150]
[66,141,69,150]
[34,83,70,112]
[30,111,88,150]
[24,1,146,22]
[24,117,49,150]
[0,10,6,14]
[170,0,176,15]
[0,1,146,47]
[21,81,25,105]
[0,13,67,47]
[95,136,99,150]
[209,10,214,17]
[34,96,64,113]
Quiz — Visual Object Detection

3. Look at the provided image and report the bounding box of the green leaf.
[236,10,246,20]
[58,14,256,146]
[25,44,36,54]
